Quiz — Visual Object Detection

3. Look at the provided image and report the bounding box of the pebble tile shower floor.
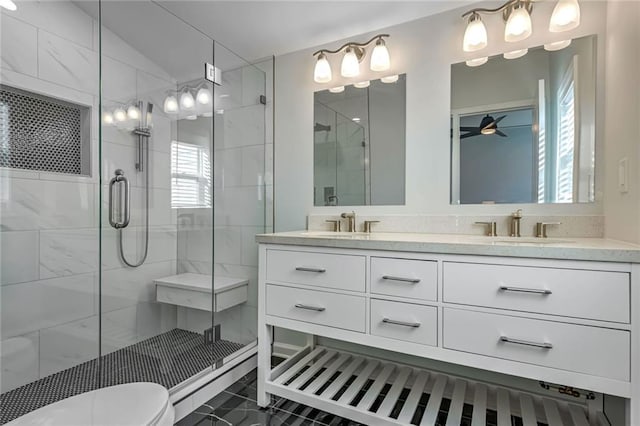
[0,329,243,424]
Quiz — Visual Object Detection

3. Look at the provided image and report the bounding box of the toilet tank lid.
[6,382,170,426]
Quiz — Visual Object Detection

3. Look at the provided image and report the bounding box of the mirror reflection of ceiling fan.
[460,114,507,139]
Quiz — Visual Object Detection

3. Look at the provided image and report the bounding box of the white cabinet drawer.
[266,249,365,292]
[443,262,630,323]
[266,284,365,332]
[371,257,437,301]
[370,299,437,346]
[443,308,630,381]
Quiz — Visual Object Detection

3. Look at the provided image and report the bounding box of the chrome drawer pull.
[382,275,421,284]
[500,336,553,349]
[294,303,326,312]
[295,267,326,273]
[382,318,421,328]
[499,286,552,295]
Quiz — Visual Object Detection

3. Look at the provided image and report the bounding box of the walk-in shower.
[0,1,271,423]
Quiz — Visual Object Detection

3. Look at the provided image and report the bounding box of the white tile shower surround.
[308,214,605,238]
[0,0,180,394]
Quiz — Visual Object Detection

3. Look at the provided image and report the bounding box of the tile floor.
[177,369,365,426]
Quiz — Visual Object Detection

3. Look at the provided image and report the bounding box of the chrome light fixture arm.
[312,34,390,58]
[462,0,533,21]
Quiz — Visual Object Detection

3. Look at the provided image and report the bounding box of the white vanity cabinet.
[257,237,640,426]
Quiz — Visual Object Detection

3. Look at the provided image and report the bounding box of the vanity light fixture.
[544,39,572,51]
[503,48,528,59]
[179,89,195,110]
[196,86,212,105]
[0,0,17,11]
[381,74,399,83]
[461,0,580,59]
[329,86,345,93]
[353,81,370,88]
[127,104,141,120]
[163,93,179,114]
[312,34,391,83]
[466,57,488,67]
[113,107,127,122]
[103,112,114,125]
[549,0,581,32]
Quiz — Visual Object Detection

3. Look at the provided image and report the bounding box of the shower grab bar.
[109,169,130,229]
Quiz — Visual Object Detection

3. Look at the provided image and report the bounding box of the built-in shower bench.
[155,273,248,312]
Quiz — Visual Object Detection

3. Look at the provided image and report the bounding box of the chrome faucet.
[341,211,357,232]
[510,209,523,237]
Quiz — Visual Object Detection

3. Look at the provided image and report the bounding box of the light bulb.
[463,14,488,52]
[196,87,212,105]
[0,0,17,11]
[370,38,390,72]
[466,57,488,67]
[127,105,140,120]
[103,112,114,125]
[381,75,399,83]
[341,47,360,78]
[113,108,127,122]
[163,95,178,114]
[313,53,332,83]
[329,86,345,93]
[544,39,572,51]
[354,81,370,88]
[505,4,532,42]
[180,90,195,110]
[503,48,528,59]
[549,0,580,32]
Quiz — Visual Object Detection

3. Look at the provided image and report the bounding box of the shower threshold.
[0,329,244,424]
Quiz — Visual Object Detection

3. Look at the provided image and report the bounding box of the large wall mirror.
[314,74,406,206]
[450,35,596,205]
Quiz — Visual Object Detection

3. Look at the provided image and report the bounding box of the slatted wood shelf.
[265,346,610,426]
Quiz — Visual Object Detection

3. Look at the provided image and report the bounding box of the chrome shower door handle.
[109,169,130,229]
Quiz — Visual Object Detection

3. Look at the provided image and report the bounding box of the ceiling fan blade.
[460,126,478,132]
[460,133,477,139]
[495,130,508,137]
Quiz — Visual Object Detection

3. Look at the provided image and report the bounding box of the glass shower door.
[98,0,219,389]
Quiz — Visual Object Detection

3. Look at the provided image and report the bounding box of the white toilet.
[6,383,175,426]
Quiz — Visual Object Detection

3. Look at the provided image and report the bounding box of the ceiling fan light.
[544,39,572,51]
[549,0,581,32]
[503,48,528,59]
[341,47,360,78]
[466,57,488,67]
[505,5,532,42]
[314,53,332,83]
[463,13,488,52]
[370,38,391,72]
[481,127,497,135]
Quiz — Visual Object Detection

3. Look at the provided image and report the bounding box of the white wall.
[0,1,178,392]
[603,0,640,244]
[274,1,608,232]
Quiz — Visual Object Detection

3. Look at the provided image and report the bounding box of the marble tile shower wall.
[176,59,273,345]
[0,2,178,393]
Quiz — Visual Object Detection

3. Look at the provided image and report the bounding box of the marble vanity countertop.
[256,231,640,263]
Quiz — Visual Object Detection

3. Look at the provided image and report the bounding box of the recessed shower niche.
[0,84,91,176]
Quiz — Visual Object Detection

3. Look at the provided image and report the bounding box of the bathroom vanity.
[256,231,640,425]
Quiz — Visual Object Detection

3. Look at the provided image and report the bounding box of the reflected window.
[555,64,576,203]
[170,140,211,208]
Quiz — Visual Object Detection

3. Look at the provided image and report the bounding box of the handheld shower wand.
[111,101,154,268]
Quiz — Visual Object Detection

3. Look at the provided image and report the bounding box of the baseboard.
[171,346,258,422]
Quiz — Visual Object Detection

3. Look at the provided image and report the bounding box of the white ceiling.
[154,1,475,62]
